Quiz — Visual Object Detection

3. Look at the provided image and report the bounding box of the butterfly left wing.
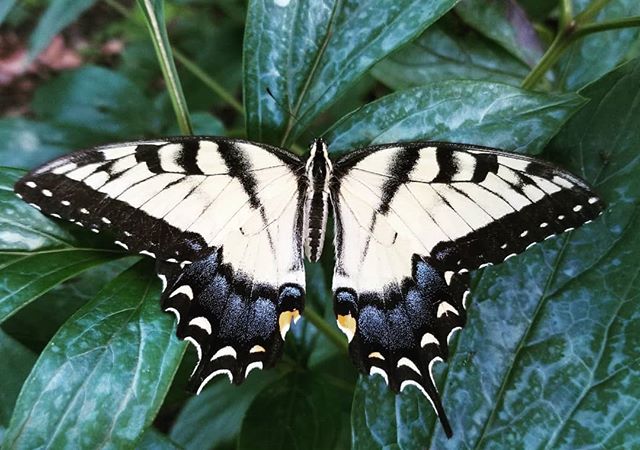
[330,142,604,437]
[14,137,307,392]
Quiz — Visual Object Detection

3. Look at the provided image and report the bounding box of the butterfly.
[14,136,603,437]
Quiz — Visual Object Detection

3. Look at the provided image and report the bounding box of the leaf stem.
[303,306,349,354]
[137,0,193,135]
[574,16,640,38]
[522,8,640,90]
[560,0,574,29]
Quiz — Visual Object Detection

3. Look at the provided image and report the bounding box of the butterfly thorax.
[303,138,333,262]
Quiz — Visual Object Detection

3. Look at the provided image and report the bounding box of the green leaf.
[326,81,585,154]
[352,57,640,449]
[0,168,119,323]
[456,0,544,67]
[0,0,17,26]
[27,0,98,60]
[31,66,160,141]
[243,0,458,146]
[3,260,186,449]
[0,330,36,442]
[137,0,193,135]
[372,17,530,89]
[138,428,183,450]
[238,367,353,450]
[557,0,640,90]
[3,258,138,352]
[170,371,281,450]
[0,119,71,170]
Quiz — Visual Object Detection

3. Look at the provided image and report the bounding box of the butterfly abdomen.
[303,138,333,262]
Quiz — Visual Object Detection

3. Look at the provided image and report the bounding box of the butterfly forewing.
[330,142,604,437]
[15,137,307,392]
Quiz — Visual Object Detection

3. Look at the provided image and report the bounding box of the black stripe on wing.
[334,256,469,438]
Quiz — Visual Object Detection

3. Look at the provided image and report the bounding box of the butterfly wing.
[15,136,307,392]
[330,142,604,436]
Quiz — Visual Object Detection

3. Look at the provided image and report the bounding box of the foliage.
[0,0,639,449]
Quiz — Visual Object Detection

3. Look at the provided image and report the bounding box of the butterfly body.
[15,136,604,437]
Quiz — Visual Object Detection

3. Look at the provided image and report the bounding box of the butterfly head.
[306,138,332,181]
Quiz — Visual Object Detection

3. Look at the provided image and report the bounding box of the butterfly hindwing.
[330,142,604,436]
[15,137,307,392]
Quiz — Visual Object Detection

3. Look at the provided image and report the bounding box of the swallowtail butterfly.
[14,137,603,437]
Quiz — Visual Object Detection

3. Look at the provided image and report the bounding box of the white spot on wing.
[157,274,167,291]
[185,336,202,376]
[165,307,180,322]
[397,357,421,375]
[437,301,458,318]
[189,317,212,334]
[369,366,389,385]
[61,200,70,206]
[444,271,454,284]
[114,240,128,250]
[245,361,264,378]
[196,369,233,395]
[139,250,156,258]
[211,346,237,360]
[42,189,52,197]
[29,203,41,210]
[420,333,439,348]
[588,197,599,204]
[573,205,583,212]
[25,181,37,188]
[400,379,439,416]
[447,326,462,345]
[170,285,194,300]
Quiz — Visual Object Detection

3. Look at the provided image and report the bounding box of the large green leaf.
[326,81,585,154]
[372,18,530,89]
[170,371,281,450]
[0,331,36,443]
[0,119,72,169]
[3,260,185,449]
[243,0,459,146]
[238,366,353,450]
[351,57,640,449]
[455,0,544,67]
[27,0,98,60]
[557,0,640,90]
[0,168,119,323]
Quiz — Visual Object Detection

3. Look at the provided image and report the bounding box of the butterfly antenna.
[266,88,315,151]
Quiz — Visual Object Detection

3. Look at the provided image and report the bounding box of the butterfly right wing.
[330,142,604,437]
[15,137,307,392]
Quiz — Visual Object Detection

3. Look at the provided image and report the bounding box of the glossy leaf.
[243,0,458,146]
[557,0,640,90]
[28,0,98,60]
[326,81,585,154]
[3,260,186,449]
[352,58,640,449]
[0,168,119,323]
[138,428,182,450]
[456,0,544,67]
[170,371,281,450]
[0,330,36,442]
[372,18,530,89]
[238,366,353,450]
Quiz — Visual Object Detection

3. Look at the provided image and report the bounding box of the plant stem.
[560,0,574,29]
[522,12,640,90]
[138,0,193,135]
[521,31,572,90]
[574,16,640,38]
[172,49,244,115]
[303,306,349,354]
